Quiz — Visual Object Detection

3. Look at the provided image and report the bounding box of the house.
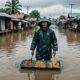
[11,13,24,19]
[11,18,21,31]
[0,12,29,34]
[0,12,12,33]
[26,18,37,28]
[11,14,28,30]
[68,13,80,18]
[68,13,80,31]
[11,18,28,31]
[21,20,28,30]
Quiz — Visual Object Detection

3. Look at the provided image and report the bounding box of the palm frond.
[5,0,22,14]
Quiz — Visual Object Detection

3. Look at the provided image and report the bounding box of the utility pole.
[26,6,30,15]
[69,4,75,13]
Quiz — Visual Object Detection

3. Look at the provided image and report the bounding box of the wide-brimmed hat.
[38,18,51,27]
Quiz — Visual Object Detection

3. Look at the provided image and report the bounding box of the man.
[30,18,58,60]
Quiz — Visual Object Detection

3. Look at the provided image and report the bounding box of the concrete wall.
[0,18,5,31]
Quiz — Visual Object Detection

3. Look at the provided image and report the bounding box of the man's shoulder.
[35,29,41,35]
[35,29,41,33]
[49,28,55,33]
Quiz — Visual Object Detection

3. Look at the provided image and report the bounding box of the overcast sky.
[0,0,80,18]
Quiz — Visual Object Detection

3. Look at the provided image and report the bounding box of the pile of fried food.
[22,60,60,68]
[22,61,33,67]
[34,61,46,68]
[48,62,59,68]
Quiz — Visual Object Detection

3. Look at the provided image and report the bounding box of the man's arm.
[51,31,58,56]
[30,32,38,58]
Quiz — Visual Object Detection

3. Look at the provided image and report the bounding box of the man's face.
[41,22,48,28]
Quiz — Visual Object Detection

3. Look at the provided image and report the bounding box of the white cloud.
[22,4,80,18]
[0,0,80,18]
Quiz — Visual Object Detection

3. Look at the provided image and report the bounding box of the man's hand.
[31,50,34,60]
[53,51,56,57]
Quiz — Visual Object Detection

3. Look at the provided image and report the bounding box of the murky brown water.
[0,25,80,80]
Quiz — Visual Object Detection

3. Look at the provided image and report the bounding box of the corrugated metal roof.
[69,13,80,18]
[0,12,29,22]
[12,18,28,23]
[26,18,37,21]
[0,12,12,18]
[12,18,21,21]
[11,14,24,19]
[21,20,28,23]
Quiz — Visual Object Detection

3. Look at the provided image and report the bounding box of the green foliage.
[29,10,40,19]
[0,8,6,13]
[59,15,65,19]
[23,14,29,19]
[5,0,22,14]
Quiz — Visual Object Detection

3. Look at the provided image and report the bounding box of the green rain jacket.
[30,28,58,60]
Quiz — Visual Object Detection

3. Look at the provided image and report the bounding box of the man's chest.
[37,30,51,45]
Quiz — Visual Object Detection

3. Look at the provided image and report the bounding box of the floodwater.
[0,25,80,80]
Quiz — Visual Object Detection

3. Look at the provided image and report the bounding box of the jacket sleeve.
[30,32,38,51]
[51,31,58,51]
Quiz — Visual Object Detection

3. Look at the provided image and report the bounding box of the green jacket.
[30,28,58,59]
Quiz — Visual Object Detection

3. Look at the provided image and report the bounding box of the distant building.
[68,13,80,19]
[11,13,28,31]
[68,13,80,31]
[0,12,12,32]
[0,12,29,34]
[11,13,24,19]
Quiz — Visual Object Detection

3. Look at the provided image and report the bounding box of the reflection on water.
[0,26,80,80]
[58,28,80,44]
[19,69,62,80]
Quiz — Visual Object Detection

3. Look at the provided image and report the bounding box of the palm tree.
[5,0,22,14]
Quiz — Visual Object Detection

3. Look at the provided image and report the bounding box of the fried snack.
[22,61,33,67]
[48,62,59,68]
[34,61,46,68]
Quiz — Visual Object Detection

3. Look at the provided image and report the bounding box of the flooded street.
[0,25,80,80]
